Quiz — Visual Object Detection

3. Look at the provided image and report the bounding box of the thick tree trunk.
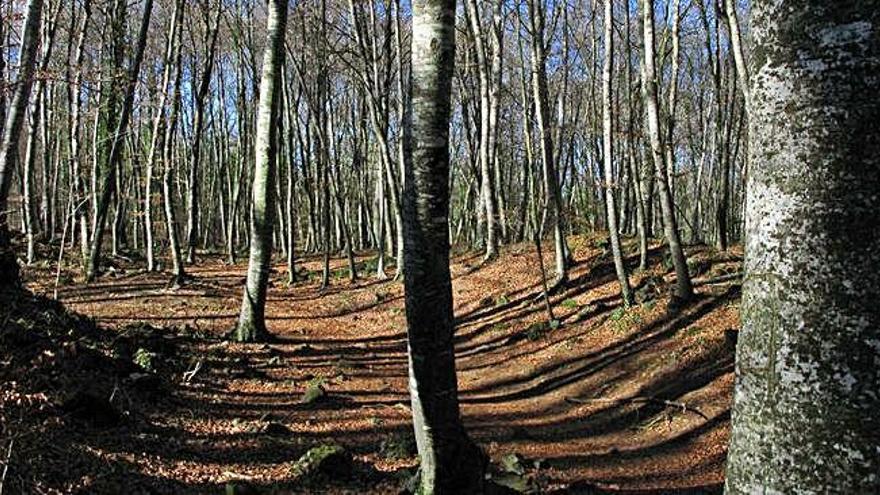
[404,0,486,492]
[232,0,287,343]
[0,0,44,287]
[725,4,880,493]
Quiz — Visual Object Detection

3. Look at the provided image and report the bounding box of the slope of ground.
[4,236,741,493]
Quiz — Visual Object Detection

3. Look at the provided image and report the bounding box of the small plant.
[561,298,579,309]
[301,377,326,404]
[525,322,547,341]
[134,347,156,372]
[495,294,510,306]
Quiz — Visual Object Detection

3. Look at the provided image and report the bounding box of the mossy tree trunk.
[725,2,880,492]
[232,0,287,343]
[404,0,486,492]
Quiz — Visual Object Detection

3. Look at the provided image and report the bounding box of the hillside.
[4,236,741,493]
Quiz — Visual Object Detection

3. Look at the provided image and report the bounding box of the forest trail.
[14,237,740,493]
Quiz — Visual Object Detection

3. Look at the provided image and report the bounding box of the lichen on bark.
[725,2,880,493]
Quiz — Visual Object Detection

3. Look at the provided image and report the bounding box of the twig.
[0,439,13,495]
[565,396,709,420]
[183,360,203,383]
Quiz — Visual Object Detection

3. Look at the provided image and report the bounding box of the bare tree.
[231,0,288,343]
[86,0,154,281]
[641,0,693,303]
[0,0,44,288]
[603,0,634,307]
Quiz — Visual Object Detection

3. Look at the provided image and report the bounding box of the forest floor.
[2,235,742,494]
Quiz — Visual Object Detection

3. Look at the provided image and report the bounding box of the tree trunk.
[185,3,223,265]
[0,0,44,287]
[232,0,287,343]
[641,0,693,302]
[86,0,153,282]
[603,0,633,307]
[726,4,880,492]
[144,0,182,272]
[464,0,498,261]
[404,0,486,492]
[528,0,567,285]
[163,0,186,286]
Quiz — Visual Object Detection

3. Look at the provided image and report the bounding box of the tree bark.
[603,0,634,307]
[86,0,154,282]
[404,0,486,492]
[232,0,287,343]
[641,0,693,302]
[725,4,880,493]
[0,0,44,287]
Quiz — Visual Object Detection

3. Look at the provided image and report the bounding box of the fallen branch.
[565,396,709,420]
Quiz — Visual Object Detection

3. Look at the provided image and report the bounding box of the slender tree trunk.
[232,0,287,342]
[68,0,91,267]
[603,0,633,307]
[726,4,879,492]
[144,0,182,272]
[283,74,298,284]
[722,0,749,106]
[528,0,567,285]
[0,0,44,287]
[163,0,186,286]
[86,0,154,281]
[464,0,498,261]
[185,4,223,265]
[404,0,486,492]
[641,0,693,302]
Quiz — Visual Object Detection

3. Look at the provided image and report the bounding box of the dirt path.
[24,238,739,493]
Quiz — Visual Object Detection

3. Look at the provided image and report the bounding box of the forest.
[0,0,877,493]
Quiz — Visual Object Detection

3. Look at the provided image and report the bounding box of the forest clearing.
[4,237,739,493]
